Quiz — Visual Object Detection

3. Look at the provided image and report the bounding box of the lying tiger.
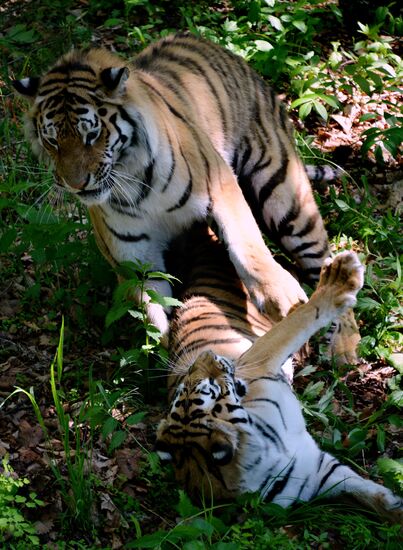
[12,33,358,361]
[156,226,402,522]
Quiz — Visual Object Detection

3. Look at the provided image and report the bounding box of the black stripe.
[239,136,252,174]
[261,458,296,501]
[136,160,155,205]
[290,240,318,255]
[295,476,309,502]
[167,175,192,212]
[47,62,96,75]
[298,241,329,260]
[275,199,301,237]
[317,451,325,472]
[293,214,319,238]
[117,106,141,148]
[304,266,322,280]
[243,398,287,429]
[258,143,289,208]
[252,417,286,452]
[175,338,244,358]
[105,222,149,242]
[137,75,189,125]
[149,46,228,135]
[314,461,343,496]
[161,131,176,192]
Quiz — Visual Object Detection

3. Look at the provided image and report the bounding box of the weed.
[3,321,96,534]
[0,457,44,547]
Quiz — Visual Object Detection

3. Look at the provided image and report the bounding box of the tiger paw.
[330,308,361,365]
[248,261,308,322]
[314,251,364,314]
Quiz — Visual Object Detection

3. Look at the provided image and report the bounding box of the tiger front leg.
[211,170,308,322]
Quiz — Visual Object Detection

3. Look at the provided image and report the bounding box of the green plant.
[0,457,44,547]
[106,260,180,397]
[3,321,96,533]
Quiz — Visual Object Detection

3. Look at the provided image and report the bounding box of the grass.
[0,0,402,547]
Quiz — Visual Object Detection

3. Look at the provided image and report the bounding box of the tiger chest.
[93,188,209,266]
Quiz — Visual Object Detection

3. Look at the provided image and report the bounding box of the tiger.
[156,226,403,522]
[12,33,359,360]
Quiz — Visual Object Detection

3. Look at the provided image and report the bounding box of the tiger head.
[12,49,151,206]
[155,350,249,500]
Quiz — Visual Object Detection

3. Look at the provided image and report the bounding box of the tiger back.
[156,229,402,522]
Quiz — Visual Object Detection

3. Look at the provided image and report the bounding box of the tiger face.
[13,52,146,206]
[156,350,248,499]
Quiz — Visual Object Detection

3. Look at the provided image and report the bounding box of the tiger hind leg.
[313,453,403,523]
[237,251,364,377]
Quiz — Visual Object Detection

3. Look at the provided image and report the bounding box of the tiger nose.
[70,175,90,190]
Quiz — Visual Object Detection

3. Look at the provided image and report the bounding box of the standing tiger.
[13,33,357,359]
[156,226,403,522]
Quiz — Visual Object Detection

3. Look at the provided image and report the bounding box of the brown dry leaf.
[100,492,122,531]
[19,447,45,464]
[39,333,54,347]
[331,114,353,134]
[100,492,117,513]
[34,519,54,535]
[92,454,115,474]
[0,299,22,319]
[115,448,142,480]
[18,419,44,447]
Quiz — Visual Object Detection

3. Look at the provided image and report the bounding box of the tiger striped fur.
[157,227,403,522]
[13,33,352,348]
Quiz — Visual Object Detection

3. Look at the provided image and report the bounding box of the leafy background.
[0,0,402,548]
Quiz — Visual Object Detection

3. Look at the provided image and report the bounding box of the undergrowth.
[0,0,402,547]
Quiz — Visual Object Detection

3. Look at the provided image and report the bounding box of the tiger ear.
[12,77,40,99]
[100,66,129,95]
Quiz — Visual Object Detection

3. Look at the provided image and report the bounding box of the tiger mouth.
[78,186,111,205]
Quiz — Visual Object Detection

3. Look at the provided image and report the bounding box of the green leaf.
[353,75,371,95]
[126,411,147,425]
[184,541,205,550]
[103,18,124,27]
[223,19,238,32]
[317,93,340,109]
[268,15,284,31]
[126,531,168,548]
[376,425,385,452]
[291,94,318,108]
[189,517,214,537]
[128,309,144,321]
[254,40,273,52]
[299,102,312,119]
[0,228,17,252]
[388,390,403,407]
[176,489,200,518]
[292,20,307,33]
[295,364,318,377]
[108,430,127,452]
[105,302,133,327]
[102,416,119,439]
[8,24,38,44]
[334,199,350,212]
[313,101,328,121]
[357,296,380,311]
[147,271,180,283]
[146,289,182,308]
